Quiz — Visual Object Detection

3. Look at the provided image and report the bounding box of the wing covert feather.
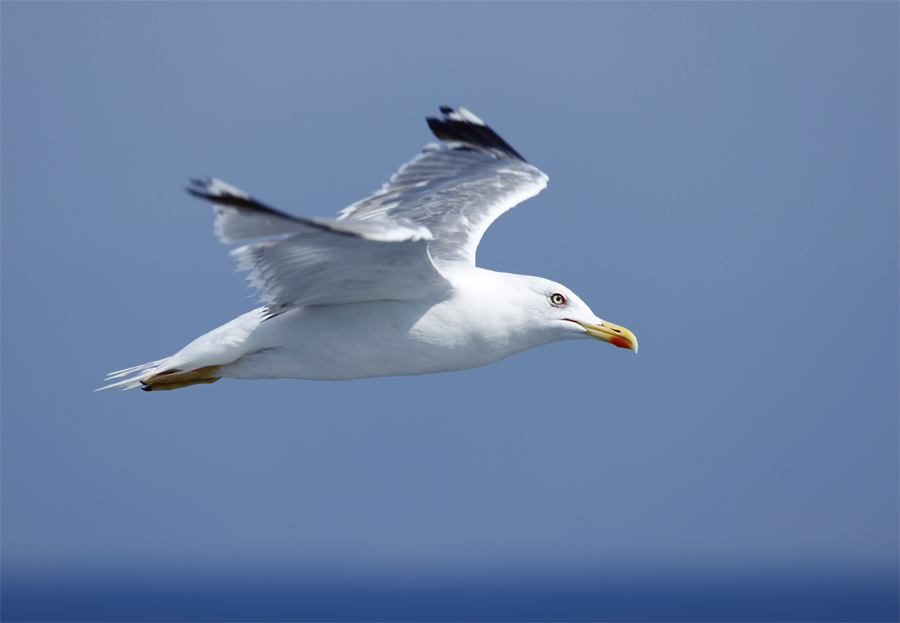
[338,107,548,266]
[187,107,545,311]
[189,178,448,312]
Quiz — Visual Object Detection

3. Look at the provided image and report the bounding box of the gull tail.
[97,360,168,391]
[97,360,222,392]
[97,309,266,392]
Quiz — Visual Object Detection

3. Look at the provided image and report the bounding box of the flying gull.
[102,107,637,391]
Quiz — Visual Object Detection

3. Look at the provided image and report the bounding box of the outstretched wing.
[188,108,544,310]
[339,107,548,266]
[188,178,450,313]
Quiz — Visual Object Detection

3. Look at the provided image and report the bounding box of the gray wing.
[338,107,549,267]
[188,178,450,314]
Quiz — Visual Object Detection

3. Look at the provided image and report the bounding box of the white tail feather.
[96,359,167,391]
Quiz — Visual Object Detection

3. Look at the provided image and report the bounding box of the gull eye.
[550,293,567,306]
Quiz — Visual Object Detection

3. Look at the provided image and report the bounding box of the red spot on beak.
[610,336,632,350]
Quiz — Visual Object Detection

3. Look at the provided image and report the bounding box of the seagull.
[102,107,637,392]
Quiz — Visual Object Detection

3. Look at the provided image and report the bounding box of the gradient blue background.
[2,3,897,621]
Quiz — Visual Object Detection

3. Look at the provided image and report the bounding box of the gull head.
[464,272,638,354]
[529,277,638,353]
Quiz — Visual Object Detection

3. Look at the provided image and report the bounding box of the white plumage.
[101,107,636,391]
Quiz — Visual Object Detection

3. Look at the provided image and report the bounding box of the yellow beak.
[571,319,638,353]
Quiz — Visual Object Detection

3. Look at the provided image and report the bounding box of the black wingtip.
[185,177,216,201]
[185,177,302,223]
[426,106,527,162]
[185,186,209,200]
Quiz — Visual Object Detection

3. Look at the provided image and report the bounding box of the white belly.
[215,299,527,381]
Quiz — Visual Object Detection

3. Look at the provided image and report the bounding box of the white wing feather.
[339,108,548,266]
[190,107,546,311]
[190,178,449,313]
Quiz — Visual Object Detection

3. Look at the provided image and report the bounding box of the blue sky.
[2,2,897,620]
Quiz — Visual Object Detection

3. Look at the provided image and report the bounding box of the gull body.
[102,108,636,391]
[152,270,613,382]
